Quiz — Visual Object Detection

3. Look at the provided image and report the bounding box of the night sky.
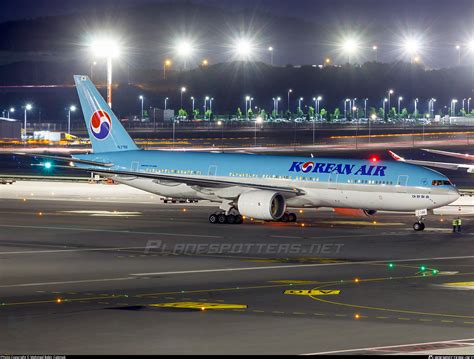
[0,0,473,68]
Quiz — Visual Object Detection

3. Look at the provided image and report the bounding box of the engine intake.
[237,190,286,220]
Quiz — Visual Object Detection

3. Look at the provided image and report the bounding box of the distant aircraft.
[27,76,460,231]
[389,149,474,174]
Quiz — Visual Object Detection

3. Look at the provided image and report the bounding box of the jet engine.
[237,190,286,220]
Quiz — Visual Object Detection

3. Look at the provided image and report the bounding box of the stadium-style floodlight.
[67,105,76,134]
[400,35,424,64]
[233,38,255,60]
[202,59,209,66]
[468,39,474,52]
[190,96,195,113]
[164,97,169,110]
[90,36,121,107]
[340,36,360,63]
[174,39,195,70]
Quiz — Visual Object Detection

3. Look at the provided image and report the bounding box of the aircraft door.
[328,173,338,189]
[396,175,408,193]
[208,165,217,176]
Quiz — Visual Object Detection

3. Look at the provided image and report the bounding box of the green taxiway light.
[388,263,395,269]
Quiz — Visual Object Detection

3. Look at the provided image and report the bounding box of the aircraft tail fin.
[73,75,138,153]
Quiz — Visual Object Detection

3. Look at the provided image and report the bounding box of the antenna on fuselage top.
[310,153,314,158]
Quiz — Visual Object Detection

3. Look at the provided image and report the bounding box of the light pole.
[276,97,281,117]
[163,59,171,80]
[180,87,186,109]
[204,96,209,120]
[217,120,224,149]
[387,89,394,119]
[7,107,14,119]
[164,97,169,110]
[90,61,97,81]
[210,98,214,114]
[414,98,419,118]
[272,97,276,117]
[90,38,120,108]
[344,99,350,119]
[468,98,472,114]
[462,98,466,113]
[139,95,144,120]
[430,98,436,118]
[23,104,32,139]
[172,119,178,148]
[67,105,76,134]
[245,95,250,120]
[398,96,403,116]
[249,97,253,113]
[364,98,368,118]
[298,97,303,114]
[268,46,274,65]
[287,89,292,113]
[451,99,458,116]
[190,96,195,116]
[383,98,388,120]
[255,116,263,146]
[372,45,378,61]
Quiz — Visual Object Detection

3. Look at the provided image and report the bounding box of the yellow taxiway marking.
[308,273,474,319]
[285,289,340,296]
[148,302,247,310]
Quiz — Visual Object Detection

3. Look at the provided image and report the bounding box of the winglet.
[388,150,405,161]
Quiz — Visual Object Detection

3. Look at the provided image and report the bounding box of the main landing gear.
[209,212,244,224]
[277,212,297,223]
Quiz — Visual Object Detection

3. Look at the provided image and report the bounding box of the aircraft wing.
[40,162,305,195]
[15,152,115,167]
[388,150,474,173]
[421,148,474,161]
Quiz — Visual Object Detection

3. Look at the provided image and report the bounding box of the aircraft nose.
[446,187,461,204]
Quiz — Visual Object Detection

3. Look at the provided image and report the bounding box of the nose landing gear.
[413,209,427,231]
[413,221,425,231]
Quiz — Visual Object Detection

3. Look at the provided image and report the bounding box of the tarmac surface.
[0,183,473,354]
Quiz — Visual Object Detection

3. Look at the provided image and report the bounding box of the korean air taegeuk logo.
[90,110,112,140]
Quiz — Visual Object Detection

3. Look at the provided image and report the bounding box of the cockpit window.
[432,180,452,186]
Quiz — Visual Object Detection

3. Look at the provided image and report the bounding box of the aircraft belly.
[112,177,207,200]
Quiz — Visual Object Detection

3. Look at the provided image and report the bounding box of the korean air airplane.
[33,75,460,231]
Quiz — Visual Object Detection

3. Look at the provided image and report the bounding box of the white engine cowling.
[237,190,286,220]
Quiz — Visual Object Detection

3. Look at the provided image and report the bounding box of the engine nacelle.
[333,208,378,217]
[237,190,286,220]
